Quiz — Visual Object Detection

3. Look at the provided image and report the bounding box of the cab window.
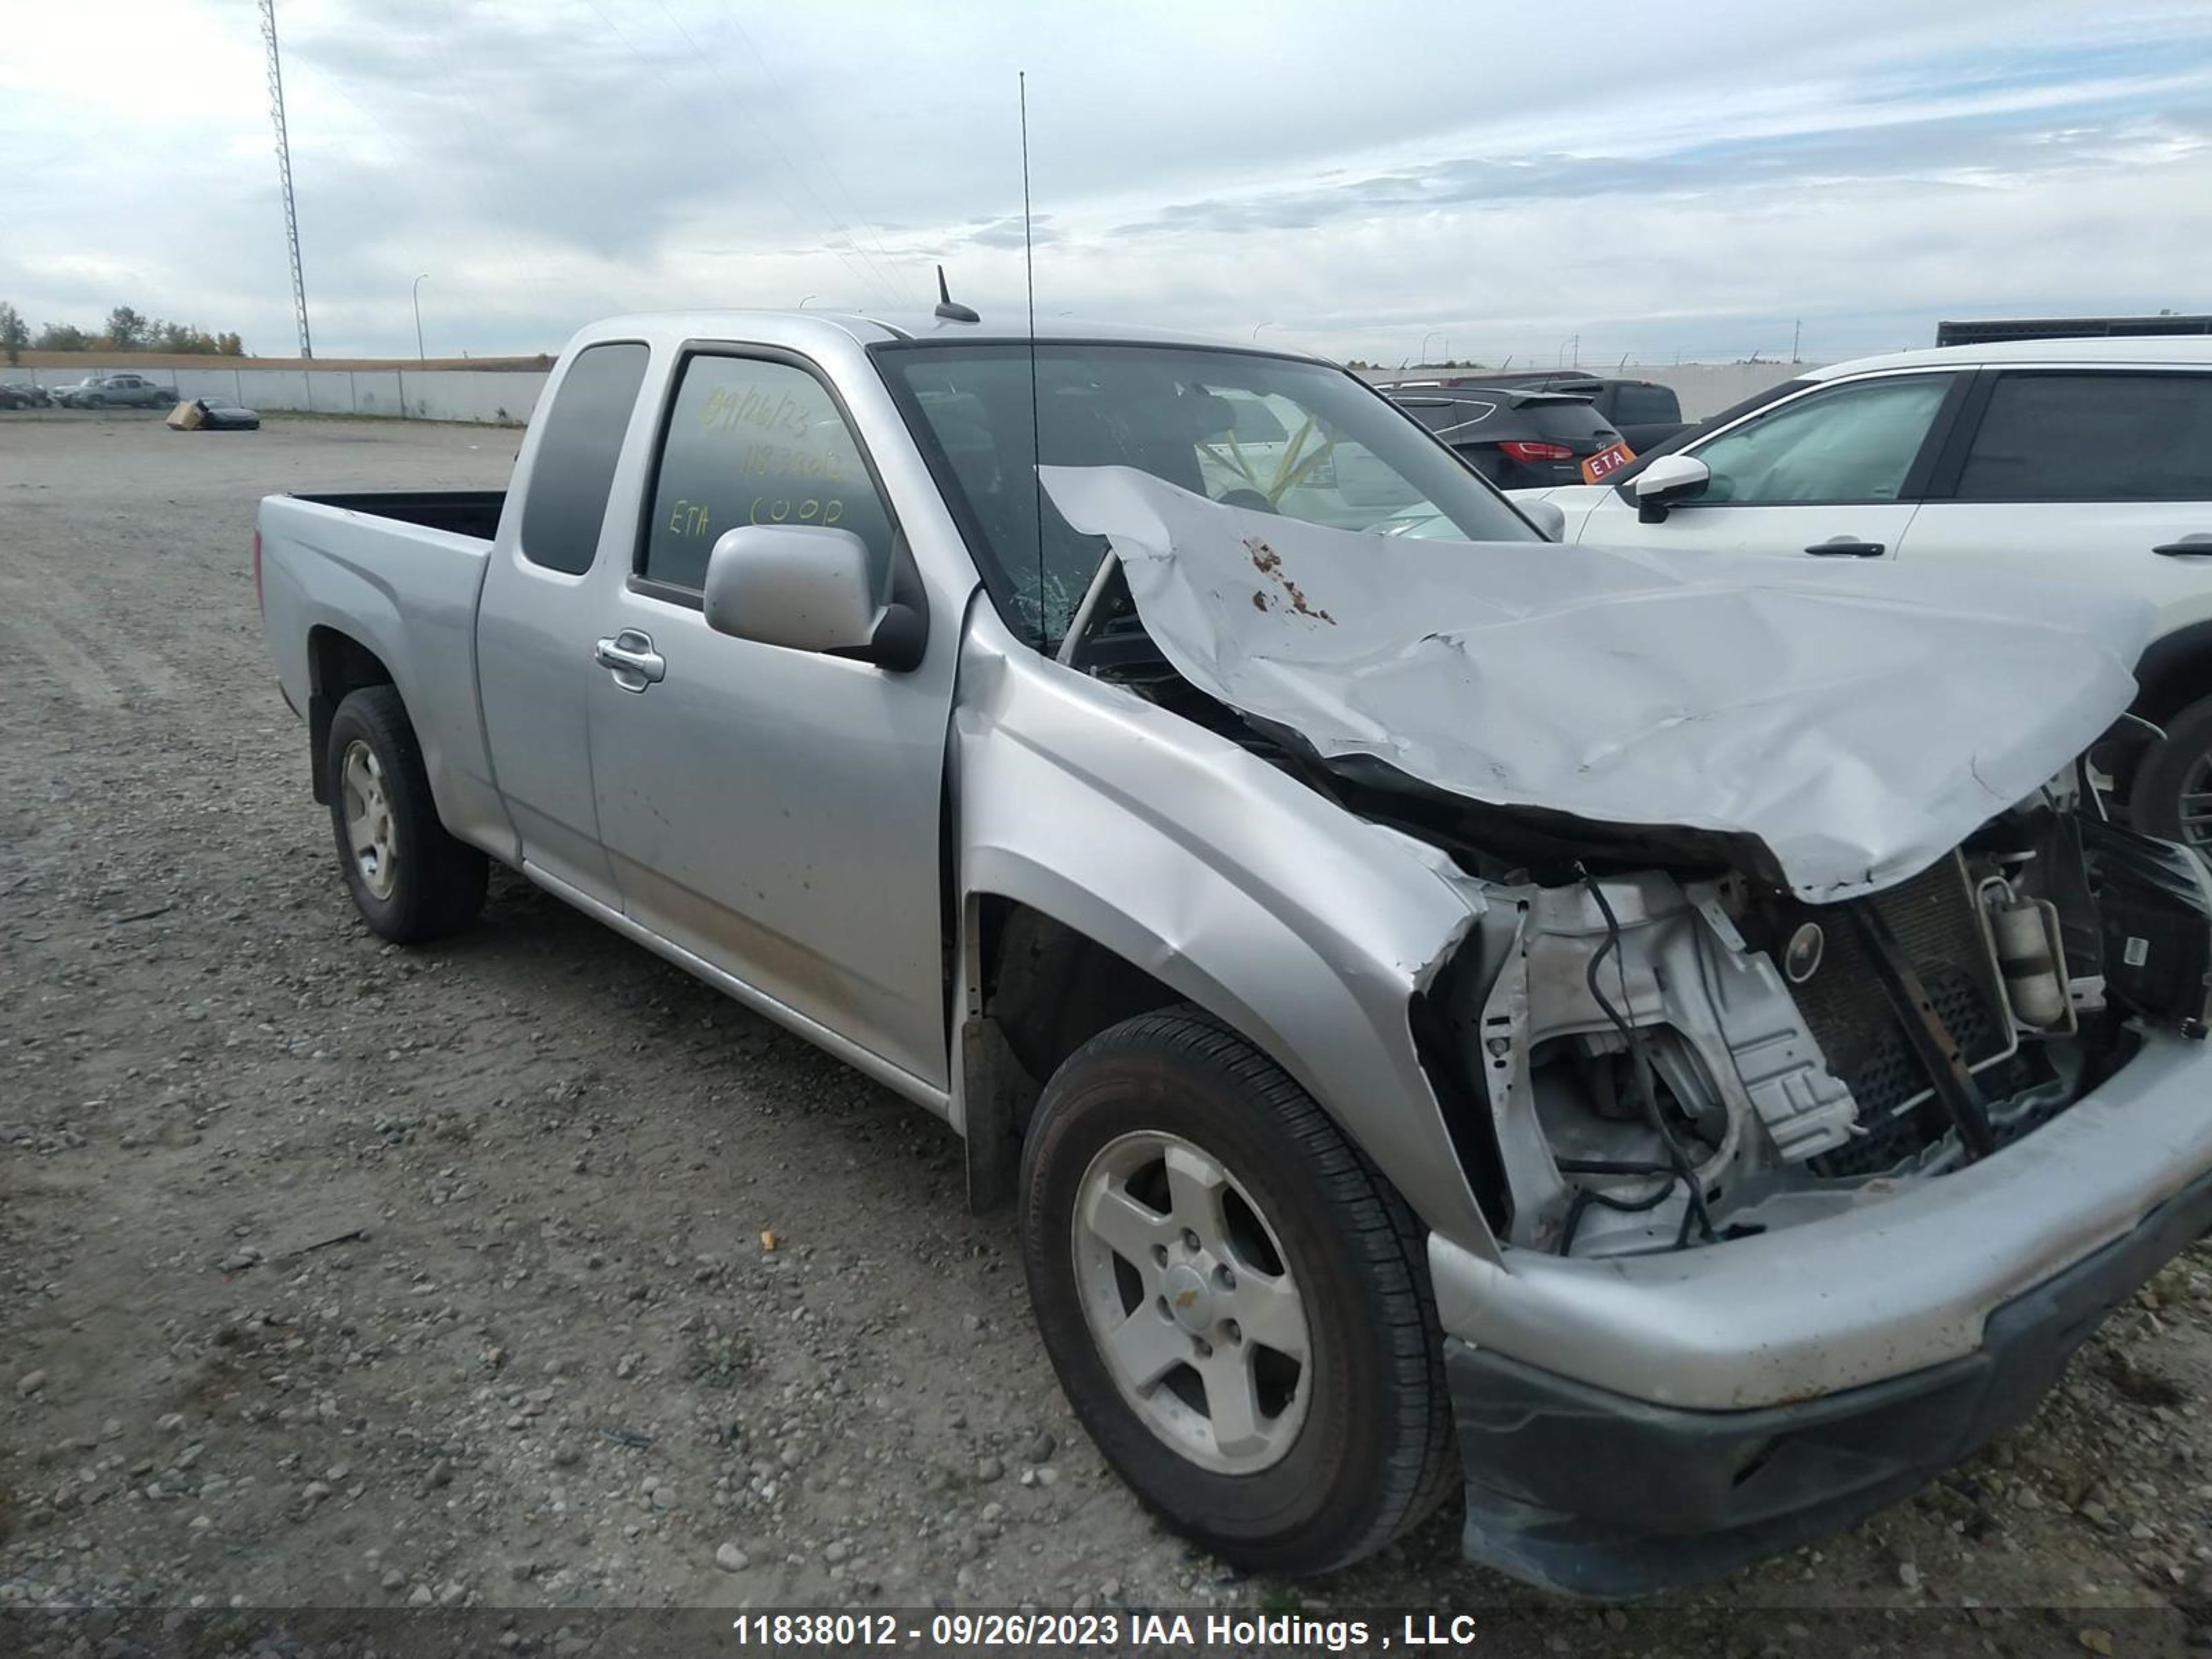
[641,355,894,594]
[1611,383,1677,427]
[517,341,650,575]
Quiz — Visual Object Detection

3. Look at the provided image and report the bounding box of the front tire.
[324,686,487,943]
[1019,1006,1453,1575]
[2129,693,2212,856]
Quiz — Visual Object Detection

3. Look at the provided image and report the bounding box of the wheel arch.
[955,876,1274,1214]
[2131,621,2212,731]
[306,626,398,805]
[953,853,1498,1259]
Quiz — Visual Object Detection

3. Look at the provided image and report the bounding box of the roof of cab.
[579,308,1326,360]
[1808,335,2212,379]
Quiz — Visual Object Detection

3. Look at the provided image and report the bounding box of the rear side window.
[1611,383,1678,426]
[1956,372,2212,503]
[518,342,650,574]
[641,355,894,593]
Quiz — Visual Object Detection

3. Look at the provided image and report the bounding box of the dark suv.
[1402,371,1690,452]
[1387,384,1633,489]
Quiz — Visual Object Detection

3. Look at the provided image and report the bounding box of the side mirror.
[1629,454,1710,523]
[1519,498,1566,541]
[702,525,924,668]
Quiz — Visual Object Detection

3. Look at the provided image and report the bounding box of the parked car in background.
[167,395,262,432]
[194,397,260,431]
[1386,384,1633,489]
[0,381,52,409]
[1397,371,1691,451]
[53,372,174,409]
[256,309,2212,1597]
[1511,337,2212,853]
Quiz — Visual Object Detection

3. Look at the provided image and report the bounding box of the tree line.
[0,303,246,365]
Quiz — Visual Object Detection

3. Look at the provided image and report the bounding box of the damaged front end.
[1427,781,2212,1260]
[1040,463,2212,1264]
[1029,457,2212,1595]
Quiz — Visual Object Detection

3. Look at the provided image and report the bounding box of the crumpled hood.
[1040,465,2155,901]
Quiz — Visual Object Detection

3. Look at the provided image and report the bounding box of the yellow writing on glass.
[750,496,845,527]
[731,438,850,483]
[700,382,811,438]
[667,499,712,538]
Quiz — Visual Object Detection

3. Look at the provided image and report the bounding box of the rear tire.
[1019,1005,1454,1575]
[324,686,487,943]
[2129,693,2212,856]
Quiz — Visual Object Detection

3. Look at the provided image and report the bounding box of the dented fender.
[948,609,1501,1257]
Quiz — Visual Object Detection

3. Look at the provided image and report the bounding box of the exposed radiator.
[1786,854,2016,1177]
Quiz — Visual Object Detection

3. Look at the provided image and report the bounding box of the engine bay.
[1433,796,2211,1257]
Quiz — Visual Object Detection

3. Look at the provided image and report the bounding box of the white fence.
[15,362,547,425]
[19,355,1819,428]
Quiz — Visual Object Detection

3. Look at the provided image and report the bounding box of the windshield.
[874,341,1538,648]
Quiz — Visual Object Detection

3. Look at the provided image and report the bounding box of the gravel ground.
[1,412,2209,1649]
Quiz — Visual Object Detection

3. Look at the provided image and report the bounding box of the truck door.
[476,341,653,908]
[585,348,956,1094]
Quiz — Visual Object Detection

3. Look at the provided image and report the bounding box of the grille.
[1788,856,2014,1178]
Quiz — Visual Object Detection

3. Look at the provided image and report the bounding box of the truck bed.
[258,489,508,864]
[292,489,507,543]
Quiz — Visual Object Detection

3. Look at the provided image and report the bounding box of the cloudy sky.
[6,0,2211,366]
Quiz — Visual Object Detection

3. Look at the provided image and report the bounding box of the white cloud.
[3,0,2208,364]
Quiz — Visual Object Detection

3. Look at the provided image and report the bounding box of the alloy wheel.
[1069,1130,1312,1474]
[339,739,400,900]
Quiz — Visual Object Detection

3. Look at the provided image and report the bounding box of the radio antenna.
[1020,70,1047,644]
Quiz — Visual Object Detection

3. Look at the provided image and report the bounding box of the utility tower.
[260,0,312,358]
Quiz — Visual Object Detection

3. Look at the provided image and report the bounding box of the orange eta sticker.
[1581,442,1636,485]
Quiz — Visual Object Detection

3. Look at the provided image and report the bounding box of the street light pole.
[412,273,429,362]
[1420,328,1444,366]
[1251,321,1277,342]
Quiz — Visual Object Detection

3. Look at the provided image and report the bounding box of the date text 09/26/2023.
[726,1611,1485,1651]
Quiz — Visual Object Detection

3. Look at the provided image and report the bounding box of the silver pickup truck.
[256,310,2212,1596]
[52,371,174,409]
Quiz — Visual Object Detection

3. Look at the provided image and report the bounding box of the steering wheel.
[1216,487,1278,514]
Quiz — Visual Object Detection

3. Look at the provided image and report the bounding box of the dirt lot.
[2,412,2210,1648]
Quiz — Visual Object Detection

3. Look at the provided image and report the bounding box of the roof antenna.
[934,265,979,324]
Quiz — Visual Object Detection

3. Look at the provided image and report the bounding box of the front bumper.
[1448,1162,2212,1597]
[1428,1031,2212,1409]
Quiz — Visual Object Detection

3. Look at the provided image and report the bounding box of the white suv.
[1514,337,2212,850]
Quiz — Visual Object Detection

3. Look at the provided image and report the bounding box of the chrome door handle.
[593,630,666,691]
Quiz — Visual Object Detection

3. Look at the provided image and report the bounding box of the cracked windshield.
[878,342,1536,646]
